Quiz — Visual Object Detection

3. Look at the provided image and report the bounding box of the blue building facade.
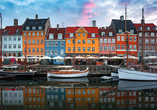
[45,87,66,109]
[45,26,66,64]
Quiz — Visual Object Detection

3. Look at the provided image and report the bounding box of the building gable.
[76,27,88,33]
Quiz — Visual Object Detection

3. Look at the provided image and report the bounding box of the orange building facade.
[65,27,99,57]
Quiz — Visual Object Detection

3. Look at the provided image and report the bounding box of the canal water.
[0,76,157,110]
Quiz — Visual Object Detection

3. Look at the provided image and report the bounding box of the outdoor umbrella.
[40,56,52,59]
[86,56,98,59]
[98,56,109,59]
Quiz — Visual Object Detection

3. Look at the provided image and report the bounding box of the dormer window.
[15,29,20,35]
[118,29,122,34]
[147,27,150,30]
[26,26,30,30]
[32,26,36,30]
[109,32,113,36]
[3,30,8,35]
[70,33,73,37]
[101,32,105,36]
[138,27,142,30]
[49,33,54,39]
[38,26,42,30]
[155,27,157,30]
[130,30,134,34]
[91,33,95,37]
[58,33,63,39]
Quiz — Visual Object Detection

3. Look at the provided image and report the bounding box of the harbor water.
[0,76,157,110]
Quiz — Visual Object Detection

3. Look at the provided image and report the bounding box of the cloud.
[0,5,5,10]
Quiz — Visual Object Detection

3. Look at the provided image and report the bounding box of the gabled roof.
[66,27,99,33]
[3,26,22,35]
[98,28,115,37]
[46,28,66,40]
[111,19,137,34]
[134,23,156,31]
[23,18,48,30]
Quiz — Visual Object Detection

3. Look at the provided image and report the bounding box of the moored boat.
[47,67,89,78]
[0,73,16,80]
[111,70,119,78]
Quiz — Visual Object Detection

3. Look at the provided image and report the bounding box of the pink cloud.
[76,0,96,26]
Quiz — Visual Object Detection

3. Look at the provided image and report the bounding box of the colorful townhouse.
[2,19,23,57]
[23,87,46,109]
[45,87,66,109]
[22,14,51,61]
[134,23,157,62]
[116,91,137,110]
[99,87,117,110]
[66,88,99,109]
[109,16,138,58]
[98,28,116,57]
[65,22,99,57]
[45,24,66,64]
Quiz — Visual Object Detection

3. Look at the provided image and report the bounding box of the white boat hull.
[118,68,157,81]
[111,72,119,78]
[47,71,89,78]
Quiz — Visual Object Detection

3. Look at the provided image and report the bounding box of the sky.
[0,0,157,28]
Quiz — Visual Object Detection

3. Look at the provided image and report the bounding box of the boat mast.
[125,4,129,67]
[0,13,2,68]
[141,8,145,72]
[73,33,75,69]
[25,31,27,72]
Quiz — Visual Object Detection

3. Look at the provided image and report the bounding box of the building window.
[77,40,81,44]
[108,39,111,43]
[100,39,103,43]
[101,32,105,36]
[130,30,134,34]
[117,36,120,41]
[68,47,71,52]
[83,33,86,36]
[41,32,43,36]
[130,36,132,41]
[32,48,35,53]
[41,48,43,53]
[139,39,142,44]
[87,40,90,44]
[87,47,90,52]
[78,33,80,36]
[32,40,35,44]
[112,39,115,43]
[151,32,154,37]
[37,48,39,53]
[117,44,120,49]
[145,32,149,37]
[129,45,132,50]
[112,46,115,51]
[151,46,155,50]
[38,26,42,30]
[68,40,71,44]
[28,40,31,44]
[145,39,149,44]
[46,50,49,55]
[18,44,21,49]
[109,32,113,36]
[28,48,31,53]
[4,37,7,41]
[70,33,73,37]
[33,32,35,36]
[121,36,124,41]
[46,42,49,47]
[147,27,150,30]
[104,46,107,51]
[36,40,39,44]
[4,44,7,49]
[118,29,122,34]
[139,32,142,37]
[26,26,30,30]
[100,46,103,51]
[83,40,86,44]
[32,26,36,30]
[134,37,136,41]
[60,50,64,55]
[13,36,16,41]
[9,44,12,49]
[9,36,12,41]
[92,47,95,52]
[92,33,95,37]
[51,42,53,47]
[134,45,136,50]
[51,50,53,54]
[55,42,58,47]
[41,40,43,44]
[37,32,39,36]
[13,44,16,49]
[24,32,26,36]
[58,33,63,39]
[121,45,124,49]
[83,47,86,52]
[108,46,111,51]
[55,50,58,55]
[28,32,31,36]
[151,39,154,44]
[92,40,95,44]
[78,47,81,51]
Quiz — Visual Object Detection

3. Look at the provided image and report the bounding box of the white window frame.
[108,39,111,43]
[92,33,95,37]
[100,39,103,43]
[112,39,115,43]
[121,36,124,41]
[70,33,73,37]
[109,32,113,36]
[58,33,63,39]
[117,36,120,41]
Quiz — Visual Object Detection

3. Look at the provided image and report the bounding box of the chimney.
[92,20,96,27]
[57,24,59,30]
[36,14,38,19]
[14,19,18,26]
[120,15,124,21]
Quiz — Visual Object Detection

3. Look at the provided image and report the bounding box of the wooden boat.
[47,67,89,78]
[111,70,119,78]
[0,73,15,80]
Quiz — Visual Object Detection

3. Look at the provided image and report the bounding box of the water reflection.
[1,77,157,110]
